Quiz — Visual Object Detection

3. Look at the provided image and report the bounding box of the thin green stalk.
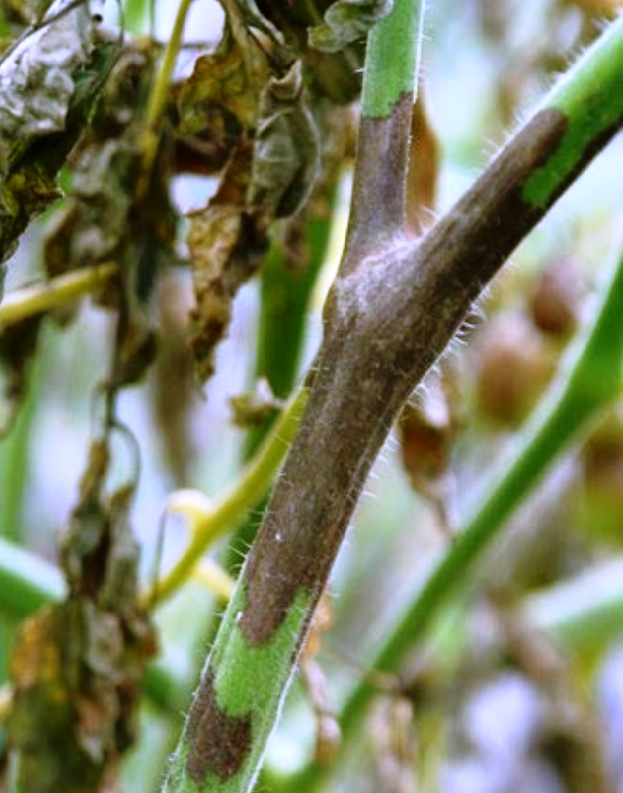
[338,238,623,742]
[521,556,623,651]
[0,264,117,328]
[143,387,308,607]
[139,0,193,192]
[143,0,192,131]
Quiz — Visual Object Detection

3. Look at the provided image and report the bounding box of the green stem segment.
[361,0,426,118]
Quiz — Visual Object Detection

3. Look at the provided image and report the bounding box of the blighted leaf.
[0,7,121,277]
[0,0,94,174]
[6,439,156,793]
[248,60,320,218]
[0,311,42,436]
[188,139,270,382]
[44,44,178,388]
[173,20,267,137]
[309,0,393,53]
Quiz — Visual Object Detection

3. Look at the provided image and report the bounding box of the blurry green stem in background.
[336,233,623,756]
[139,0,193,189]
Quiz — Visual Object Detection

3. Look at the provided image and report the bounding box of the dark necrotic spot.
[186,670,253,784]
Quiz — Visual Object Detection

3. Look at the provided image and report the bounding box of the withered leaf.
[188,139,269,382]
[7,439,156,793]
[308,0,393,53]
[0,8,121,283]
[248,60,320,218]
[174,23,266,137]
[399,371,460,536]
[0,0,94,174]
[0,311,43,436]
[406,86,439,237]
[44,42,178,389]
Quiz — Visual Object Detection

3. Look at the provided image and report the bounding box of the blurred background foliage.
[1,0,623,791]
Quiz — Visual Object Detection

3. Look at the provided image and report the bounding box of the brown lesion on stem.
[185,670,253,784]
[238,107,575,649]
[342,91,415,268]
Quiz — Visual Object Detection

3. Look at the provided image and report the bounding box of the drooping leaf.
[0,0,94,173]
[248,60,320,218]
[173,26,264,138]
[0,3,121,285]
[308,0,393,53]
[399,369,462,536]
[6,438,156,793]
[0,311,42,436]
[188,138,269,382]
[44,42,178,388]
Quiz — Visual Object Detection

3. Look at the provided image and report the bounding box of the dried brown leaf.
[44,44,178,388]
[406,86,439,236]
[399,370,460,536]
[188,140,270,382]
[0,311,42,436]
[6,439,156,793]
[174,29,265,137]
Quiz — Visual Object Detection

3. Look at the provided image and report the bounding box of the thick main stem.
[162,14,623,793]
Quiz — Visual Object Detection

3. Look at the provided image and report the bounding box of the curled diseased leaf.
[7,438,156,793]
[0,4,120,283]
[188,139,269,382]
[0,311,42,436]
[174,26,264,135]
[309,0,393,53]
[0,0,94,173]
[45,44,178,388]
[248,60,320,218]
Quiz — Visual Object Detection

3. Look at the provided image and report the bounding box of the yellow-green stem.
[0,264,118,328]
[142,387,309,607]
